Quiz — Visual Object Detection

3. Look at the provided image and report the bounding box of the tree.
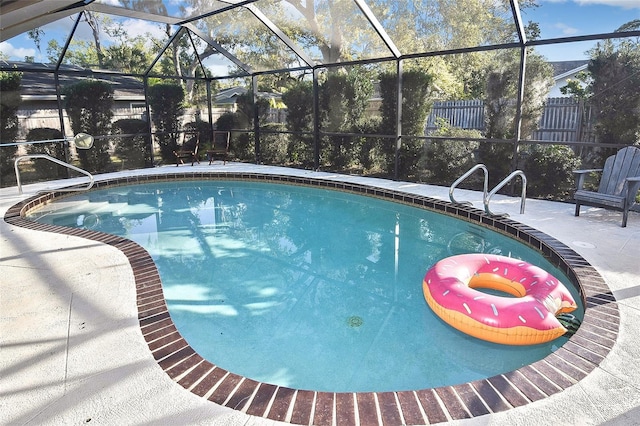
[83,11,107,68]
[587,37,640,148]
[47,39,99,67]
[418,118,481,186]
[148,83,185,163]
[102,21,154,74]
[282,0,351,65]
[559,21,640,163]
[45,12,111,68]
[26,128,67,179]
[0,71,21,182]
[281,80,315,166]
[63,80,114,172]
[112,119,152,168]
[365,0,539,100]
[319,67,374,169]
[378,69,434,179]
[522,144,580,199]
[44,11,157,73]
[481,48,554,184]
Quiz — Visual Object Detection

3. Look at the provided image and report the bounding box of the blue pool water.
[29,180,583,392]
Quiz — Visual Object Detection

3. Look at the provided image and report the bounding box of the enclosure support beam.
[206,79,214,141]
[145,28,183,76]
[55,12,82,170]
[54,72,68,164]
[252,75,261,164]
[143,76,154,166]
[510,0,528,179]
[512,46,527,175]
[394,59,403,181]
[313,68,321,171]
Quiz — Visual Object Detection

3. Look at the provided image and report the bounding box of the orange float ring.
[423,254,578,345]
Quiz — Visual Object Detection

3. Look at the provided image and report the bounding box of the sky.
[1,0,639,64]
[522,0,640,61]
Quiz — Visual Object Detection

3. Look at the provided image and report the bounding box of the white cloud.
[554,22,580,35]
[0,41,36,60]
[541,0,640,7]
[574,0,640,8]
[114,19,167,42]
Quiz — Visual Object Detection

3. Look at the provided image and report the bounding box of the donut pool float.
[423,254,578,345]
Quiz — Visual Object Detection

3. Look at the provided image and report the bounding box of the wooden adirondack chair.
[173,131,200,166]
[574,146,640,227]
[207,131,230,165]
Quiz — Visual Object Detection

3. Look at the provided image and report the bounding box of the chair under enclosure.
[173,132,200,166]
[573,146,640,227]
[207,131,230,165]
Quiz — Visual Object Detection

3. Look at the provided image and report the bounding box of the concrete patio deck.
[1,163,639,425]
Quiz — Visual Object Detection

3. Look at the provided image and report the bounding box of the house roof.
[3,61,144,101]
[213,87,248,104]
[550,60,589,77]
[213,86,283,107]
[554,64,588,81]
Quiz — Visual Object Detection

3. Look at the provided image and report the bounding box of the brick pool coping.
[4,171,619,425]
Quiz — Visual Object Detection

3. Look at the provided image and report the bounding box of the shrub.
[418,119,481,186]
[0,71,22,183]
[148,83,185,163]
[26,128,67,179]
[215,112,243,161]
[282,80,313,132]
[260,123,288,165]
[63,80,114,172]
[482,50,554,186]
[378,70,434,179]
[233,133,254,162]
[112,119,151,168]
[588,38,640,150]
[522,144,580,199]
[477,142,514,185]
[184,120,213,151]
[354,117,383,173]
[319,70,374,170]
[281,80,314,167]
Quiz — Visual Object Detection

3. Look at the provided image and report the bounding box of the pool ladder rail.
[449,164,527,217]
[13,133,95,195]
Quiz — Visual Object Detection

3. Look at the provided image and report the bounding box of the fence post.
[576,99,584,142]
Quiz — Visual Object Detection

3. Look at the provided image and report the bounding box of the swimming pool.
[26,178,583,393]
[6,170,616,424]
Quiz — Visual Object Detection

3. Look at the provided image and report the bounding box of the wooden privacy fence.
[426,97,596,142]
[16,107,147,139]
[17,98,596,143]
[426,99,485,131]
[15,106,235,140]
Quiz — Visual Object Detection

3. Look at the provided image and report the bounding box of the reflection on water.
[29,180,583,392]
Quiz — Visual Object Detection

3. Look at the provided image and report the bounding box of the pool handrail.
[449,164,489,206]
[485,170,527,217]
[13,133,95,195]
[14,154,95,195]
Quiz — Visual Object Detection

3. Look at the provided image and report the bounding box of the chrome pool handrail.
[485,170,527,217]
[13,133,95,195]
[14,154,95,195]
[449,164,489,206]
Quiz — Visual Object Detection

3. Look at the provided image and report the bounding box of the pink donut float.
[423,254,578,345]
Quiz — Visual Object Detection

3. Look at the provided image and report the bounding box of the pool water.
[29,180,584,392]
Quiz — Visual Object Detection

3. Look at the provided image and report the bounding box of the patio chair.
[573,146,640,227]
[207,131,230,165]
[173,132,200,166]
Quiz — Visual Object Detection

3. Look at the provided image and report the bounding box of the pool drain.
[347,316,363,328]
